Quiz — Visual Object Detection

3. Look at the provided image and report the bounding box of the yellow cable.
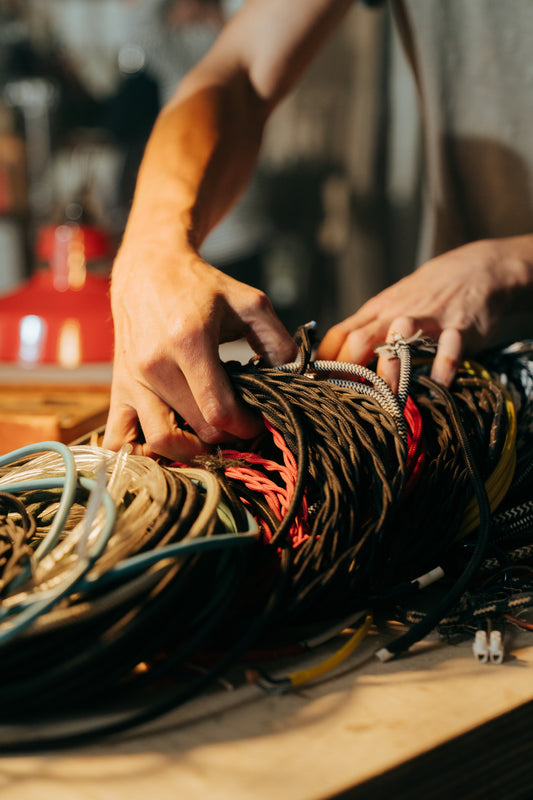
[288,614,372,688]
[457,360,517,537]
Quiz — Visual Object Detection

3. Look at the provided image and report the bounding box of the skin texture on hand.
[102,0,353,462]
[104,250,296,461]
[317,236,533,391]
[100,81,297,463]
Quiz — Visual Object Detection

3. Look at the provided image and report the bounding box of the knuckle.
[136,348,164,380]
[347,328,371,349]
[168,317,205,360]
[248,289,274,315]
[200,396,231,433]
[196,424,226,445]
[168,315,193,343]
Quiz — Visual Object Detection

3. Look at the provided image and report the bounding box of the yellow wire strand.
[288,614,373,688]
[457,360,517,537]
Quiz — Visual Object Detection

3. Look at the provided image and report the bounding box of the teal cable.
[80,527,260,593]
[0,476,116,642]
[0,442,78,561]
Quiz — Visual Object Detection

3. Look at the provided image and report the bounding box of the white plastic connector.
[473,629,489,663]
[489,630,504,665]
[375,646,395,663]
[411,566,445,590]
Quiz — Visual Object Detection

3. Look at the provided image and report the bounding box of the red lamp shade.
[0,223,115,367]
[35,223,115,263]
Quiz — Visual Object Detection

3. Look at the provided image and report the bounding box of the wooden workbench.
[0,346,531,798]
[1,627,532,800]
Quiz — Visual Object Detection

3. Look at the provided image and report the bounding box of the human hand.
[317,237,533,391]
[103,249,297,461]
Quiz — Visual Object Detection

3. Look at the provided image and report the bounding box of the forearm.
[119,72,267,265]
[117,0,354,269]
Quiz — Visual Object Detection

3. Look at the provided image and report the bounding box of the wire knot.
[374,330,436,360]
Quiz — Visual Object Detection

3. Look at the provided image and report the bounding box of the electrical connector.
[472,629,489,663]
[489,629,504,664]
[472,625,504,665]
[411,566,445,590]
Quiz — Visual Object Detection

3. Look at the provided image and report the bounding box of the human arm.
[317,235,533,389]
[103,0,355,461]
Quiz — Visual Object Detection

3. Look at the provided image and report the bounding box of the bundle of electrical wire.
[0,442,273,744]
[1,324,533,748]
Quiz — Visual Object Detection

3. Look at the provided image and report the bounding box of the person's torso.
[394,0,533,260]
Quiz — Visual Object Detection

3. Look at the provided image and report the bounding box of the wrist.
[115,207,196,272]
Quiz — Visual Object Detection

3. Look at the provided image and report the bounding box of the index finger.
[103,393,208,462]
[172,338,263,442]
[317,311,378,361]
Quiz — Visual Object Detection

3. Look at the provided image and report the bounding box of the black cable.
[377,375,492,658]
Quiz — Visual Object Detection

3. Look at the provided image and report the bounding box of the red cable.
[403,396,427,495]
[503,613,533,631]
[222,419,309,546]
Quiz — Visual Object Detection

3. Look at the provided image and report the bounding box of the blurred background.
[0,0,421,370]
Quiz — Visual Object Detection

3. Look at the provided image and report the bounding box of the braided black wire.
[228,363,407,618]
[378,371,510,585]
[1,328,533,745]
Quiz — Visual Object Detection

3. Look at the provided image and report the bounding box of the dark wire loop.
[0,336,532,747]
[378,375,493,659]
